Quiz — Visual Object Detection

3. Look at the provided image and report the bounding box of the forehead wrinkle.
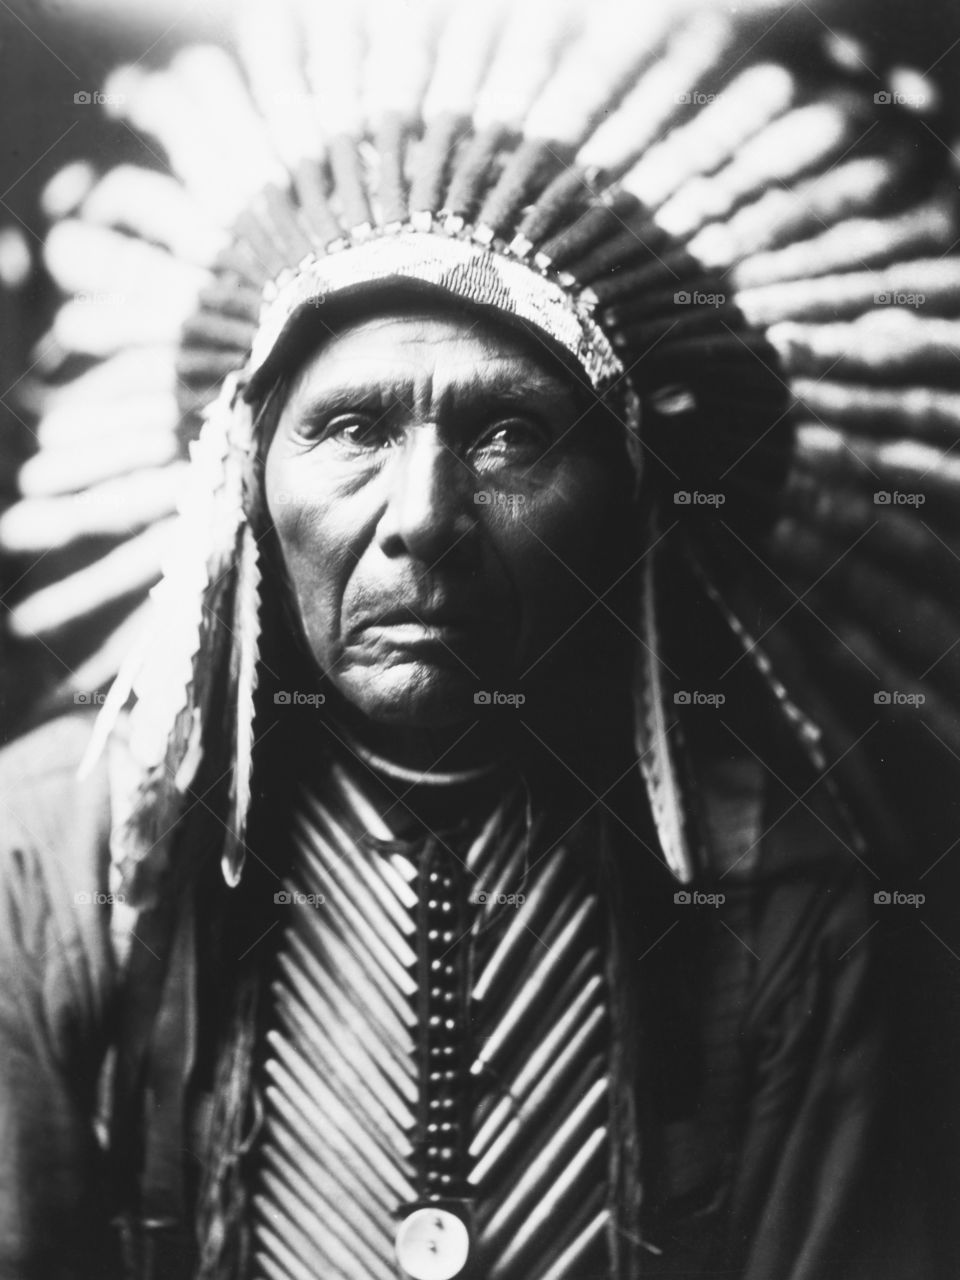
[285,351,574,424]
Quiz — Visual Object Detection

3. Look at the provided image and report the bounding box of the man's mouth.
[351,604,483,646]
[366,605,475,629]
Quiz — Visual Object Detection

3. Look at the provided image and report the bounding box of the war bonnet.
[6,0,959,901]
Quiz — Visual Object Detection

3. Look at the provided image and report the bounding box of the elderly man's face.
[265,308,636,729]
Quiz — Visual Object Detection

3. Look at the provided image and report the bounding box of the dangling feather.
[103,377,252,906]
[634,523,696,883]
[222,521,264,887]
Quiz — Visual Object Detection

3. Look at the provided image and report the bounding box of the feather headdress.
[3,0,958,899]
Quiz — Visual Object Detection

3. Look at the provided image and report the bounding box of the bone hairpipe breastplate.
[252,762,640,1280]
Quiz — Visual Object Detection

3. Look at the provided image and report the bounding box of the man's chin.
[332,662,483,730]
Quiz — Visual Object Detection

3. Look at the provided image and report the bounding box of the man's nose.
[375,427,473,563]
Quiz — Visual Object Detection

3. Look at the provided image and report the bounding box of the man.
[0,2,954,1277]
[0,295,894,1280]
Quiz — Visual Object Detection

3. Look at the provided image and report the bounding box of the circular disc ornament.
[395,1208,470,1280]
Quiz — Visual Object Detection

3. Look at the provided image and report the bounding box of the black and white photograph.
[0,1,958,1276]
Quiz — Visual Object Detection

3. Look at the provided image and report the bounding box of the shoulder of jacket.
[0,709,112,921]
[0,709,101,790]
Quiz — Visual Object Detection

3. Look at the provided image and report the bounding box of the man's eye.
[474,417,548,457]
[318,414,394,449]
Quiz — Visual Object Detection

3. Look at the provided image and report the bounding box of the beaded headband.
[245,230,628,406]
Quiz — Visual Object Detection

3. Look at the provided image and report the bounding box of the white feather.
[104,62,263,225]
[45,220,208,301]
[472,0,580,134]
[523,0,686,146]
[578,11,737,172]
[0,228,31,290]
[769,312,960,377]
[658,99,850,241]
[362,0,438,122]
[299,0,367,137]
[738,258,960,328]
[39,349,176,412]
[421,0,511,122]
[82,165,226,266]
[727,199,955,291]
[53,294,198,358]
[37,392,181,448]
[19,429,180,498]
[76,624,147,786]
[234,0,323,168]
[635,539,693,883]
[795,422,958,483]
[690,156,899,267]
[0,465,186,553]
[622,63,797,212]
[7,520,176,639]
[39,161,97,220]
[170,45,287,190]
